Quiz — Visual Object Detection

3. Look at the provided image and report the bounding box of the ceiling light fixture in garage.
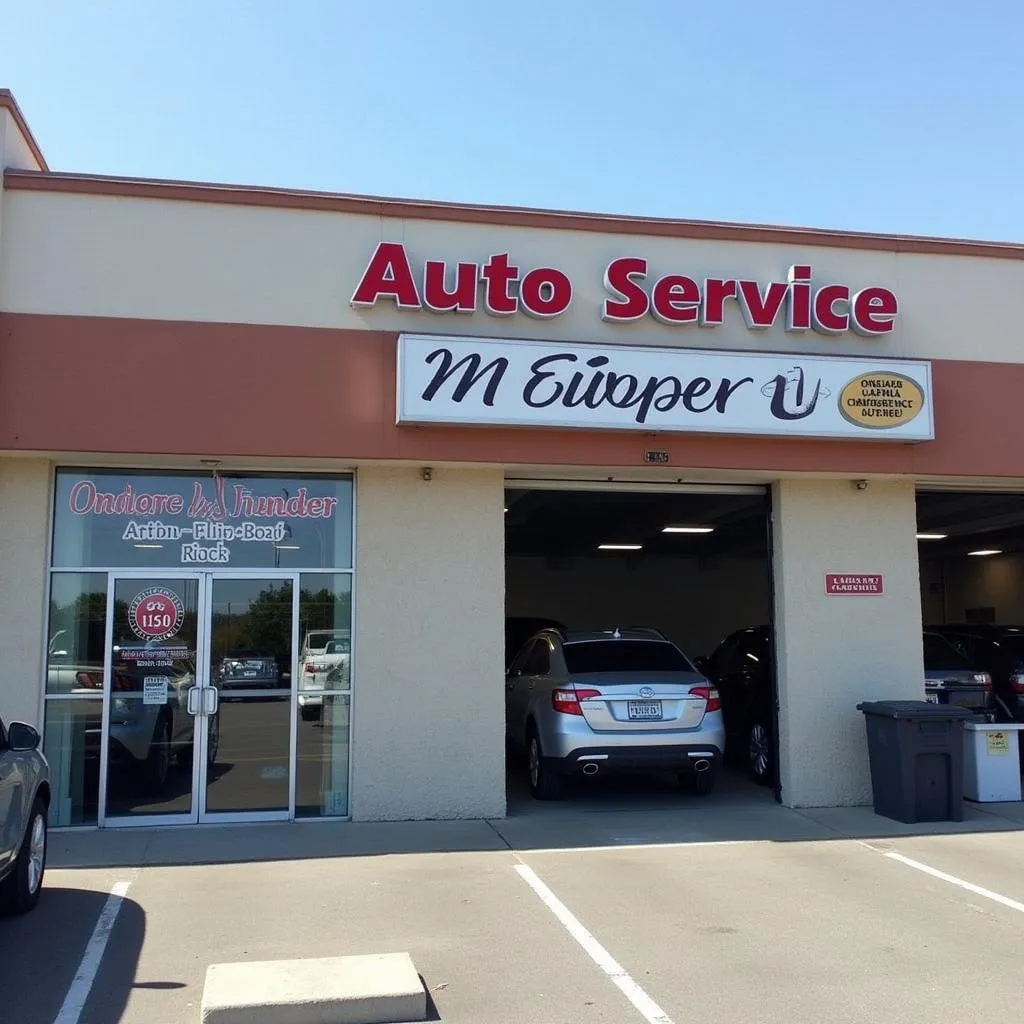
[598,543,643,551]
[662,526,715,534]
[968,549,1002,556]
[916,533,948,540]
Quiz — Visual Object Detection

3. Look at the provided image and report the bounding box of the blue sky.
[4,1,1023,240]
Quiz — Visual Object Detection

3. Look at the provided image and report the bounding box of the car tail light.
[75,670,102,689]
[551,688,601,715]
[973,672,993,690]
[1011,673,1024,694]
[689,685,722,713]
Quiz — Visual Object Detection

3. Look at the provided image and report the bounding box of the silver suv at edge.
[505,628,725,799]
[0,717,50,914]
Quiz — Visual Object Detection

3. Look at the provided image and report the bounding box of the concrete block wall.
[351,465,506,820]
[772,477,924,807]
[0,458,50,727]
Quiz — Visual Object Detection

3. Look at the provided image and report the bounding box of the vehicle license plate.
[925,693,939,704]
[627,700,663,720]
[244,670,258,677]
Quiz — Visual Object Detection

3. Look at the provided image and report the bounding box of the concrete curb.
[200,952,427,1024]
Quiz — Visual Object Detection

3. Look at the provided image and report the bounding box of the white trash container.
[963,722,1024,802]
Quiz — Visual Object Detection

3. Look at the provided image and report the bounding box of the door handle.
[187,686,201,716]
[205,686,219,716]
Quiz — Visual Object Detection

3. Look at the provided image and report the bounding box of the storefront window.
[44,700,102,827]
[296,574,353,816]
[52,469,353,570]
[46,572,107,694]
[296,695,351,817]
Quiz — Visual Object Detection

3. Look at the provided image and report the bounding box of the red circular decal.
[128,587,185,642]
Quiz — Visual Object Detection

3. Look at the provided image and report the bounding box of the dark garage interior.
[502,485,775,803]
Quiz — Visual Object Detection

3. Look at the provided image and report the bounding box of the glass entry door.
[102,573,295,824]
[202,576,293,820]
[104,575,205,823]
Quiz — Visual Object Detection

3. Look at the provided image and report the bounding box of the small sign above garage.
[396,334,934,442]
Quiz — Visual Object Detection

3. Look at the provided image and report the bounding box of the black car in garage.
[927,624,1024,722]
[698,626,776,788]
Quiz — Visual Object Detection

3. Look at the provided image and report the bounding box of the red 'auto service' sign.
[825,573,884,596]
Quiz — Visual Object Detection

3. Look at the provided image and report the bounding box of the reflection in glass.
[43,700,102,826]
[46,572,107,694]
[204,697,290,813]
[298,575,352,722]
[204,578,293,814]
[105,578,200,819]
[296,695,351,817]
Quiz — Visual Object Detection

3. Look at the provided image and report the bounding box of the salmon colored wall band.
[0,313,1021,479]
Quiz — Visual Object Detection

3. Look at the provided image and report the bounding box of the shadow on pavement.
[0,886,145,1024]
[44,763,1024,870]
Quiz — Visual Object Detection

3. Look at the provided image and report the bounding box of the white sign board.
[142,675,169,705]
[397,334,934,442]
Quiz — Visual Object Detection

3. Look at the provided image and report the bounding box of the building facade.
[2,90,1023,826]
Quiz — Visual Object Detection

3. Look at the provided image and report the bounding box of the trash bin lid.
[856,700,974,720]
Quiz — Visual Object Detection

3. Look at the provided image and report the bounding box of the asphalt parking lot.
[5,775,1024,1024]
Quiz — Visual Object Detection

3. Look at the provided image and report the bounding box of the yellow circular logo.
[839,371,925,429]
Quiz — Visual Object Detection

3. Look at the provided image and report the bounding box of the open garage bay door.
[504,479,779,801]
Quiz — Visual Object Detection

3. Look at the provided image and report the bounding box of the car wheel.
[748,721,773,787]
[679,769,717,796]
[0,798,47,915]
[144,718,172,793]
[527,729,564,800]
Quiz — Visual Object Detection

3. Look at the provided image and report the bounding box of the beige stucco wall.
[772,477,924,807]
[0,458,50,727]
[4,189,1024,364]
[350,465,506,820]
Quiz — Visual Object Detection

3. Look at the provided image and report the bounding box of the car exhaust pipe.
[582,762,600,776]
[693,759,711,773]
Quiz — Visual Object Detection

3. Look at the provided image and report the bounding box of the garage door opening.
[918,490,1024,723]
[504,483,776,809]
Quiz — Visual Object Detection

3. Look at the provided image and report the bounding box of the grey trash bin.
[857,701,974,823]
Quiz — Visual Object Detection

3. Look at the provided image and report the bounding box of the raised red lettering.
[851,287,898,335]
[602,257,650,321]
[701,278,738,326]
[737,280,788,328]
[350,242,421,309]
[520,267,572,318]
[481,253,519,315]
[786,265,812,331]
[812,284,850,333]
[422,260,478,312]
[650,275,700,324]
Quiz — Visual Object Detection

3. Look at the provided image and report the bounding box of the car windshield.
[923,633,972,670]
[306,632,342,651]
[563,640,694,674]
[994,633,1024,665]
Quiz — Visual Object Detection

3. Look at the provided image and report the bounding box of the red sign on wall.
[825,573,884,595]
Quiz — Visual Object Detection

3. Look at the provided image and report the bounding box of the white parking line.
[54,880,133,1024]
[515,863,676,1024]
[885,851,1024,914]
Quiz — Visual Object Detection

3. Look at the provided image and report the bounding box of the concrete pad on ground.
[200,952,426,1024]
[48,818,508,869]
[794,800,1023,840]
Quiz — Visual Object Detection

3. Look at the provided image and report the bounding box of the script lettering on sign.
[396,335,934,442]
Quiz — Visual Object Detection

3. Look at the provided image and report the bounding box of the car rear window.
[563,640,693,674]
[923,633,972,670]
